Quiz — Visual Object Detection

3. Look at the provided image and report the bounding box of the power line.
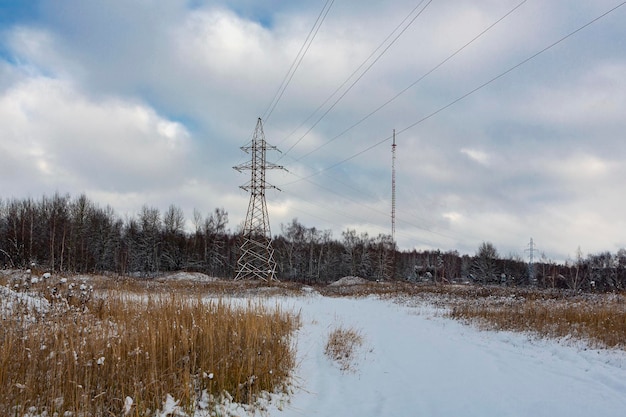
[262,0,335,123]
[266,1,625,250]
[277,0,434,159]
[277,167,462,242]
[281,1,626,185]
[268,192,384,232]
[266,188,455,250]
[272,138,478,243]
[251,2,626,254]
[290,0,529,162]
[275,0,431,148]
[266,191,449,248]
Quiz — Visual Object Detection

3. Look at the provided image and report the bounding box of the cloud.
[177,9,274,79]
[460,148,491,166]
[0,73,191,195]
[524,62,626,130]
[1,0,626,262]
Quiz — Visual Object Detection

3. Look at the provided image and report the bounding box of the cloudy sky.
[1,0,625,262]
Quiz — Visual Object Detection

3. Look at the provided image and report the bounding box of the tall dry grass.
[324,326,364,372]
[0,282,299,416]
[448,292,626,348]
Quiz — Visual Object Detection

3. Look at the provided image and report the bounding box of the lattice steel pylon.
[233,118,284,281]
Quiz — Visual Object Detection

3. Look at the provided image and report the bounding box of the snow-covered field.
[3,274,626,416]
[261,291,626,417]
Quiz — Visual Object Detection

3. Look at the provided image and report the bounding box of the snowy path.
[266,293,626,417]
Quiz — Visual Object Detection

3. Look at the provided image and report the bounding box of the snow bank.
[164,271,219,282]
[328,276,369,286]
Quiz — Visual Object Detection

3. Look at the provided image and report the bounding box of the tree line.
[0,193,234,277]
[1,193,625,291]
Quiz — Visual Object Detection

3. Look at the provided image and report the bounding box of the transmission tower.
[525,237,536,285]
[233,118,284,281]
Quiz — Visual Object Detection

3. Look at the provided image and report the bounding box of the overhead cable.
[292,0,529,162]
[282,1,626,184]
[262,0,335,123]
[277,0,434,160]
[277,168,462,241]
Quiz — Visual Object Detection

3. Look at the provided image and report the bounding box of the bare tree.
[203,208,228,276]
[279,219,306,280]
[565,247,587,291]
[161,205,186,270]
[138,206,162,274]
[373,233,396,280]
[471,242,499,285]
[342,229,372,278]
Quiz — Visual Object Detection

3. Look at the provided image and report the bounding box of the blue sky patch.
[0,0,40,27]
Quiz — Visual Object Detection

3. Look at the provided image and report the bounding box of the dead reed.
[324,326,364,372]
[444,288,626,348]
[0,282,299,416]
[328,280,626,349]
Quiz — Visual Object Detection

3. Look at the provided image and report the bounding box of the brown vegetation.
[2,270,626,415]
[324,326,364,372]
[446,287,626,348]
[0,273,300,416]
[319,281,626,349]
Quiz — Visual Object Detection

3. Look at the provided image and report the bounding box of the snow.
[156,394,183,417]
[328,276,369,286]
[123,396,133,416]
[2,279,626,416]
[260,293,626,417]
[0,284,50,317]
[164,271,218,282]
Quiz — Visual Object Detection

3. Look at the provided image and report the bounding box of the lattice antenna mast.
[233,118,284,281]
[391,129,397,242]
[380,129,397,281]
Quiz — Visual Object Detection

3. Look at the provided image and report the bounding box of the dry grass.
[318,280,401,298]
[94,275,306,299]
[324,326,364,372]
[0,274,300,416]
[3,269,626,416]
[318,280,626,349]
[447,291,626,348]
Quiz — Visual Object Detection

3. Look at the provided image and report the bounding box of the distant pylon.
[525,237,536,284]
[233,118,284,281]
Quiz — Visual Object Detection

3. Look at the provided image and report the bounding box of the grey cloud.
[1,0,626,261]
